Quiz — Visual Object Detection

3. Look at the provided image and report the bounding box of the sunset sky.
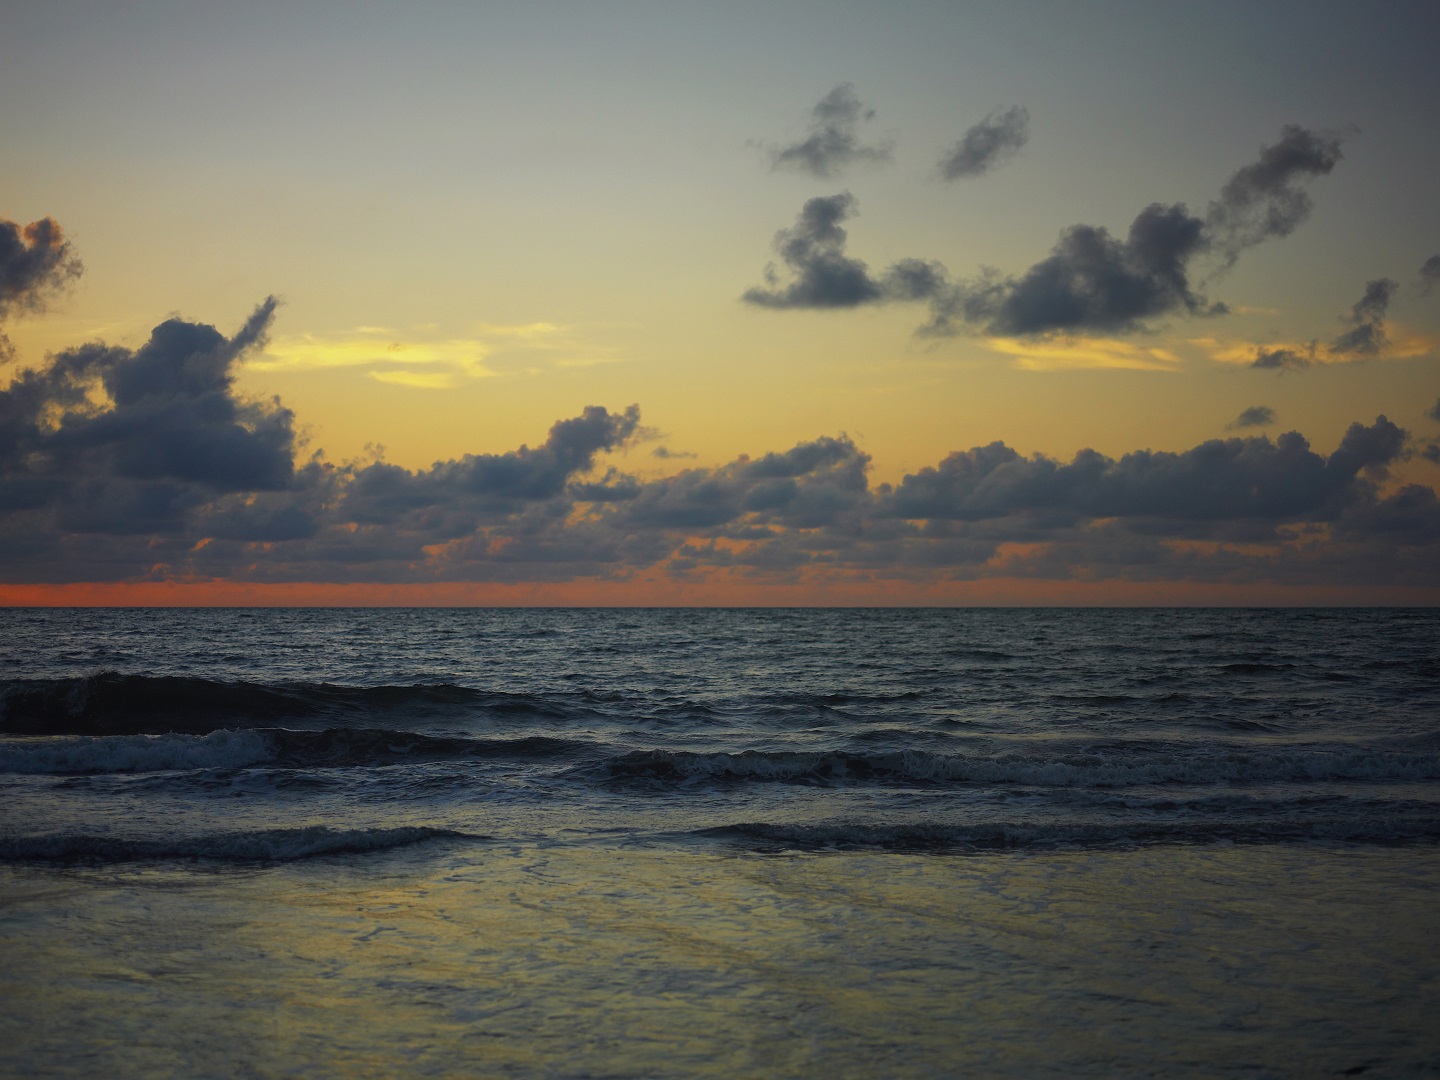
[3,0,1439,604]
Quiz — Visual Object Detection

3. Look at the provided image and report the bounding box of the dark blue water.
[3,607,1437,860]
[3,608,1439,1077]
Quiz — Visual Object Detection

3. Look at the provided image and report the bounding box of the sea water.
[1,608,1437,1077]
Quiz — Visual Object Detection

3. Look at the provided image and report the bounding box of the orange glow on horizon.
[0,574,1435,608]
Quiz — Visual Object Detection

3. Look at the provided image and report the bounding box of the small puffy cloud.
[1331,278,1397,357]
[767,84,892,179]
[0,216,82,321]
[1422,255,1440,294]
[1203,124,1346,267]
[938,106,1030,180]
[742,193,885,309]
[741,193,951,312]
[1228,405,1276,429]
[1250,344,1316,371]
[1,216,84,360]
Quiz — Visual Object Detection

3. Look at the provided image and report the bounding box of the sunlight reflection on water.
[3,843,1437,1078]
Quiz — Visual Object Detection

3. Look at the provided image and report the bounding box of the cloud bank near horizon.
[1,296,1436,591]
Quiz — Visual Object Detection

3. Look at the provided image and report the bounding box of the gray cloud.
[339,404,642,525]
[938,106,1030,180]
[0,216,81,320]
[768,84,891,179]
[741,193,951,312]
[1427,398,1440,423]
[1202,124,1346,268]
[1422,255,1440,294]
[1,216,84,361]
[1331,278,1397,356]
[874,417,1405,527]
[741,194,883,309]
[1229,405,1276,429]
[0,299,294,524]
[936,202,1218,336]
[1251,344,1316,370]
[745,125,1343,339]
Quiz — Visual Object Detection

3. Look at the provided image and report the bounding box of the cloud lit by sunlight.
[1203,328,1435,369]
[983,337,1184,372]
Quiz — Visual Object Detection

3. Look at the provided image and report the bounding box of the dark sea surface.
[2,607,1438,1077]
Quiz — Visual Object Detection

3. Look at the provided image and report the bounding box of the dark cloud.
[1,296,1436,589]
[874,417,1405,526]
[940,202,1216,336]
[938,106,1030,180]
[1229,405,1276,429]
[0,217,81,320]
[0,297,298,556]
[1422,255,1440,295]
[1202,124,1346,268]
[745,126,1343,339]
[741,194,953,312]
[1331,278,1397,357]
[930,126,1344,337]
[339,404,642,523]
[1427,398,1440,423]
[651,446,697,460]
[742,193,885,309]
[1251,344,1316,370]
[0,216,84,361]
[768,84,891,179]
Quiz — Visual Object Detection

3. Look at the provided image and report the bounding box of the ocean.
[1,607,1437,1077]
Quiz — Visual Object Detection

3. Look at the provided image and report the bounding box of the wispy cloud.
[368,370,462,389]
[253,321,622,385]
[937,106,1030,180]
[1204,329,1434,369]
[982,337,1184,372]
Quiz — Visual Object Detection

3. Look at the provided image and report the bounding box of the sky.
[2,0,1439,605]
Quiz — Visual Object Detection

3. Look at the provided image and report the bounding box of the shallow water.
[1,608,1438,1075]
[3,844,1437,1078]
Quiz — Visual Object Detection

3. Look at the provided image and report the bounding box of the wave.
[696,816,1440,853]
[0,825,475,863]
[582,746,1440,789]
[0,673,591,736]
[0,728,596,775]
